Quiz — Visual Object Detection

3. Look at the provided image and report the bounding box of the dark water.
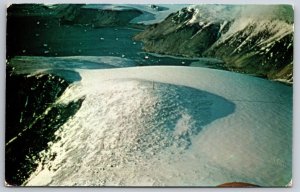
[7,15,199,66]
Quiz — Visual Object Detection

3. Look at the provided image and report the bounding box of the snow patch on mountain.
[184,5,293,49]
[185,4,293,25]
[221,19,292,53]
[129,4,189,24]
[181,4,293,47]
[185,5,239,25]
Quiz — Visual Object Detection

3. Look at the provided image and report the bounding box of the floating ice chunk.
[144,56,149,59]
[22,50,26,53]
[100,37,104,40]
[286,179,292,187]
[44,50,50,54]
[116,38,119,40]
[36,21,40,25]
[43,44,48,47]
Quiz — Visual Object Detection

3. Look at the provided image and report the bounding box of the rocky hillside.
[134,5,293,82]
[59,6,143,27]
[6,68,84,185]
[7,4,143,28]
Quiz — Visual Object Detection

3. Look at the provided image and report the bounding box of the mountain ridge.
[134,5,293,83]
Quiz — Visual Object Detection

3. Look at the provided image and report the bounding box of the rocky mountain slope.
[7,4,144,28]
[60,6,143,27]
[134,5,293,82]
[6,67,84,185]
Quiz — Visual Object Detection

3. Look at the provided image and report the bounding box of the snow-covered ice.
[23,65,292,186]
[82,4,188,25]
[128,4,189,25]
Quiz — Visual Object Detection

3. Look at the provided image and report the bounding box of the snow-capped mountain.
[134,5,293,82]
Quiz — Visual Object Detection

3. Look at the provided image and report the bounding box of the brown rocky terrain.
[134,5,293,83]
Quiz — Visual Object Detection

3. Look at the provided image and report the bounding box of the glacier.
[22,62,292,186]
